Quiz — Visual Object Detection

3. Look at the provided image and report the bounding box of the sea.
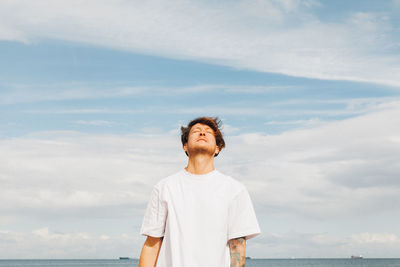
[0,258,400,267]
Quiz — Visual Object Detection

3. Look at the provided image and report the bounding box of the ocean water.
[1,259,400,267]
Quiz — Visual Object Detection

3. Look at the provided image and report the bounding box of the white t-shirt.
[140,168,261,267]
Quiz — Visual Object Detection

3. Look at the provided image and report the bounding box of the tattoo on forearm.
[229,237,246,267]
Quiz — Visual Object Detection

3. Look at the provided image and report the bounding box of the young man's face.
[184,123,220,157]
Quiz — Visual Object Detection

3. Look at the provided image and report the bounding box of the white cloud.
[352,232,399,244]
[1,100,400,257]
[1,227,399,258]
[0,227,141,258]
[0,131,186,222]
[348,12,389,32]
[220,123,240,135]
[2,101,400,220]
[0,25,27,43]
[0,0,399,86]
[249,231,400,258]
[393,0,400,7]
[222,103,400,220]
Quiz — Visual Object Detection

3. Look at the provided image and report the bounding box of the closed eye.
[192,127,214,134]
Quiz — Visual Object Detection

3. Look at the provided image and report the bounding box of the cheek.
[188,135,197,144]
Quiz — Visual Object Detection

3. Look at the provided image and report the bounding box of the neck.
[185,154,215,175]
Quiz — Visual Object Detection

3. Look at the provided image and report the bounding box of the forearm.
[229,237,246,267]
[139,246,159,267]
[139,236,163,267]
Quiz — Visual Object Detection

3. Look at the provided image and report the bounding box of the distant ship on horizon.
[351,255,363,259]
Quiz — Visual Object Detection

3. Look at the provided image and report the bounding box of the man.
[139,116,261,267]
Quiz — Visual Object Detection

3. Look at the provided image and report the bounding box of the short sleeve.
[227,188,261,241]
[140,185,168,238]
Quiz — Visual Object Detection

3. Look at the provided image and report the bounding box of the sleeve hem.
[228,229,261,241]
[141,231,165,238]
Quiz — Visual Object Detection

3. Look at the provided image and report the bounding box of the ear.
[183,143,187,153]
[214,146,220,157]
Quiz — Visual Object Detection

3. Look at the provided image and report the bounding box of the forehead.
[191,123,213,131]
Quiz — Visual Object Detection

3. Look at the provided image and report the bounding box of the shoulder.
[148,170,183,201]
[153,169,184,189]
[215,170,247,197]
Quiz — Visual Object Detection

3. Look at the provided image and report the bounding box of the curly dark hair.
[180,116,226,157]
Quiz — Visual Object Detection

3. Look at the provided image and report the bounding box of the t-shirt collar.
[182,168,218,180]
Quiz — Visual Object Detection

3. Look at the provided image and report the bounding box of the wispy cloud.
[0,83,149,105]
[264,118,326,128]
[22,108,148,114]
[0,0,399,86]
[0,83,298,105]
[70,120,120,126]
[20,98,400,120]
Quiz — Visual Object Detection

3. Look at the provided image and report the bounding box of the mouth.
[197,138,207,142]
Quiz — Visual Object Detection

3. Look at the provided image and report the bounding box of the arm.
[228,236,246,267]
[139,236,163,267]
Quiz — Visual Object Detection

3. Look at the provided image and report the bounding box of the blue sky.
[1,40,397,137]
[1,0,400,259]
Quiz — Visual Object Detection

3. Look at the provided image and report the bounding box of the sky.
[1,0,400,259]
